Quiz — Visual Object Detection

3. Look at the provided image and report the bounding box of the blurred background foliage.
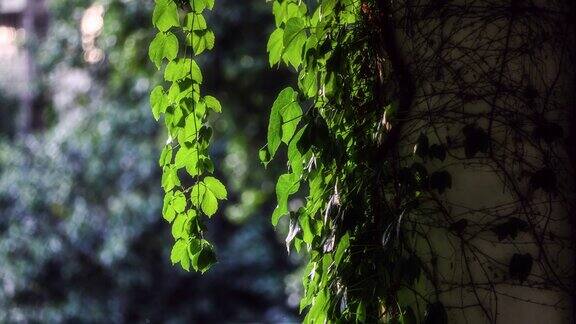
[0,0,302,322]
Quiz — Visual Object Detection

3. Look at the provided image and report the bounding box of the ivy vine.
[263,0,420,322]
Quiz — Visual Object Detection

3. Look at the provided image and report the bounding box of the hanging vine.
[149,0,225,273]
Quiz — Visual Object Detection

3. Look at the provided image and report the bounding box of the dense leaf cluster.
[150,0,224,272]
[264,0,417,322]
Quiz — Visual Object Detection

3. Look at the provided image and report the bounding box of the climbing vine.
[149,0,225,273]
[263,0,419,322]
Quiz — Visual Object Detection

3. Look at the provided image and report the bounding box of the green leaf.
[184,12,207,31]
[267,87,299,158]
[272,1,282,27]
[190,177,227,217]
[162,191,176,222]
[150,86,168,120]
[177,113,202,145]
[191,0,214,12]
[171,239,191,271]
[164,59,202,83]
[283,17,307,69]
[172,190,187,213]
[334,233,349,267]
[204,176,227,200]
[161,165,180,191]
[193,241,216,273]
[280,96,302,144]
[271,173,300,225]
[167,82,181,105]
[188,30,215,55]
[159,145,173,167]
[356,301,366,323]
[200,188,218,216]
[170,239,186,264]
[288,126,306,177]
[267,28,284,66]
[174,146,200,176]
[204,95,221,113]
[321,0,338,15]
[259,147,271,165]
[300,69,317,98]
[190,60,203,84]
[171,212,189,239]
[298,213,313,244]
[149,32,179,69]
[153,0,180,32]
[306,289,327,323]
[267,98,282,159]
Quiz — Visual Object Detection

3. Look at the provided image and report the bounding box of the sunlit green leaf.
[170,239,186,264]
[162,191,176,222]
[204,96,221,113]
[271,173,300,225]
[190,177,226,217]
[164,59,201,83]
[172,190,187,213]
[184,12,207,31]
[268,87,299,158]
[159,145,173,167]
[267,28,284,66]
[149,32,179,69]
[188,29,215,56]
[177,113,202,145]
[334,233,349,267]
[175,146,200,176]
[191,0,214,12]
[150,85,168,120]
[153,0,180,32]
[288,126,306,177]
[171,212,188,239]
[283,17,307,69]
[161,165,180,191]
[204,176,227,200]
[280,95,302,144]
[298,213,313,244]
